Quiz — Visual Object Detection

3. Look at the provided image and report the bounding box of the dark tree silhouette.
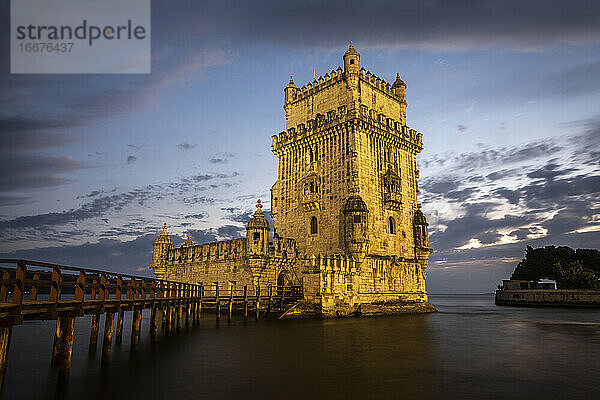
[511,245,600,289]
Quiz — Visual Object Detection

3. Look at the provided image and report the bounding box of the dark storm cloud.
[0,120,77,152]
[0,116,85,193]
[0,195,32,207]
[187,0,600,50]
[0,154,83,191]
[421,177,460,194]
[426,141,563,171]
[445,187,477,202]
[217,225,245,239]
[493,188,521,205]
[222,207,254,224]
[486,169,519,182]
[543,61,600,97]
[520,173,600,209]
[0,172,239,232]
[526,163,576,180]
[0,234,158,275]
[429,202,536,250]
[177,142,196,151]
[184,213,207,220]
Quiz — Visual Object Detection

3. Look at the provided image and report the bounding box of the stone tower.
[272,43,425,259]
[271,43,431,312]
[150,43,433,317]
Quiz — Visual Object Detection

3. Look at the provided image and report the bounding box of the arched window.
[310,216,318,234]
[388,217,396,235]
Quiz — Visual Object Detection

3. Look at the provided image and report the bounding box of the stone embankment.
[495,289,600,307]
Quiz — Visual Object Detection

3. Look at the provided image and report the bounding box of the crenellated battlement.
[286,67,345,105]
[286,67,404,106]
[167,238,247,264]
[359,68,405,102]
[271,106,423,151]
[156,233,300,266]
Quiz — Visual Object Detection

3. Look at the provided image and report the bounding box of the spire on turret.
[344,41,359,58]
[155,223,173,244]
[152,222,173,269]
[247,199,269,229]
[183,231,193,247]
[284,76,299,105]
[255,199,263,214]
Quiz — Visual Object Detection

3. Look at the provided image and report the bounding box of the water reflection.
[3,295,599,400]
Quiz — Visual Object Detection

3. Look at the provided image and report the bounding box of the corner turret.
[246,199,270,255]
[343,195,369,255]
[413,205,429,249]
[151,223,173,278]
[343,41,360,75]
[284,76,298,105]
[392,73,407,123]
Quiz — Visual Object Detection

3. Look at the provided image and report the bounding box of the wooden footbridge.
[0,259,302,390]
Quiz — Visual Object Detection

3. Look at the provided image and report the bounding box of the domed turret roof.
[344,41,359,58]
[247,199,270,230]
[344,41,360,57]
[392,73,406,88]
[286,76,297,88]
[344,195,368,213]
[154,223,173,245]
[414,206,428,225]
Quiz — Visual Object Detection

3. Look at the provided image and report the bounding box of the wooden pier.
[0,259,302,390]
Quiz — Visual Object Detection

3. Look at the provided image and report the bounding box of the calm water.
[3,294,600,400]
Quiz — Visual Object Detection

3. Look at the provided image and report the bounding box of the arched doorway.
[277,272,288,295]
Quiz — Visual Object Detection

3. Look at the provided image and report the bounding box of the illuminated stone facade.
[150,44,432,316]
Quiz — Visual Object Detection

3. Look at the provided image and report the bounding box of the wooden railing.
[0,259,302,390]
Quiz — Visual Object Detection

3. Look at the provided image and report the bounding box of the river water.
[3,294,599,399]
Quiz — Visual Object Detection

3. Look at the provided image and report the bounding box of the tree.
[510,245,600,289]
[553,261,600,289]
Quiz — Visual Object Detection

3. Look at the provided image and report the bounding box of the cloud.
[222,207,254,224]
[422,119,600,271]
[185,1,600,51]
[0,195,33,207]
[127,155,137,164]
[0,154,83,191]
[177,142,196,151]
[0,124,76,153]
[543,61,600,97]
[0,234,157,275]
[0,172,239,234]
[217,225,245,239]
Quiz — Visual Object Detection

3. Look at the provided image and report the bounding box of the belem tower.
[150,43,434,317]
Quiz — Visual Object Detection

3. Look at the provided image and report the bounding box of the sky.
[1,0,599,293]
